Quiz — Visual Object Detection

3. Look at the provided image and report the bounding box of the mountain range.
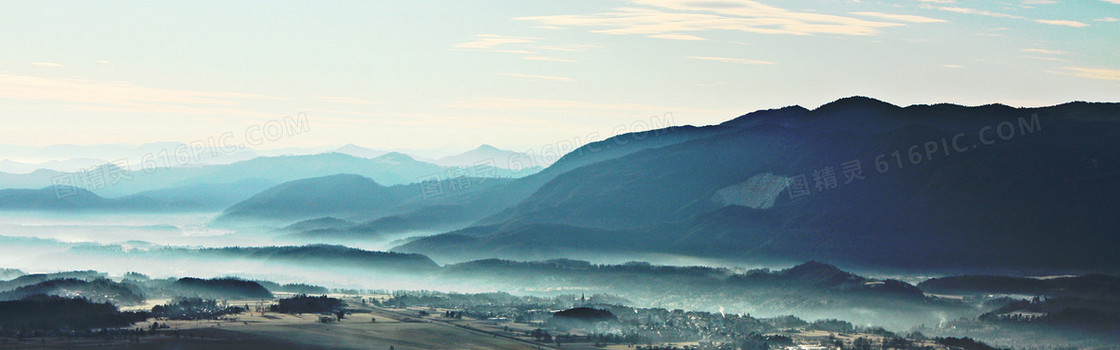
[3,97,1118,274]
[392,97,1120,274]
[0,149,539,212]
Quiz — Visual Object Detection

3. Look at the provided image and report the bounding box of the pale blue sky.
[0,0,1117,153]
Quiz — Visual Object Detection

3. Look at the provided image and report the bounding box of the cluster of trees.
[934,337,1006,350]
[269,294,343,314]
[732,333,792,350]
[151,298,246,320]
[170,277,272,299]
[553,332,641,346]
[528,328,553,342]
[0,295,148,337]
[253,280,329,295]
[443,310,463,319]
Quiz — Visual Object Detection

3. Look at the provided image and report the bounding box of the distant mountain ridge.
[396,97,1120,274]
[216,173,515,226]
[0,151,534,212]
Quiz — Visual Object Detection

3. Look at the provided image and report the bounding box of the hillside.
[397,98,1120,274]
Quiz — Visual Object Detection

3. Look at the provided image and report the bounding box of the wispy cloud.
[1035,19,1090,27]
[453,34,540,51]
[1021,48,1067,55]
[535,44,599,52]
[501,73,576,82]
[30,62,66,67]
[689,56,775,65]
[941,64,962,68]
[314,96,378,105]
[1057,67,1120,81]
[524,56,577,63]
[1100,0,1120,4]
[648,34,706,40]
[850,11,947,23]
[516,0,905,38]
[1095,17,1119,22]
[937,7,1023,19]
[1024,55,1067,62]
[447,96,734,117]
[454,35,595,63]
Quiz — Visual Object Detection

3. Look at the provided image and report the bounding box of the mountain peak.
[374,152,416,162]
[475,144,501,151]
[721,105,811,127]
[783,261,846,276]
[814,96,899,112]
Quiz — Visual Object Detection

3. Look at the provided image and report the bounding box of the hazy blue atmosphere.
[1,1,1118,350]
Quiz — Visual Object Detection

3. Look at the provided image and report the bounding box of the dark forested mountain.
[397,97,1120,274]
[920,274,1120,300]
[170,277,273,299]
[0,278,145,305]
[0,271,107,292]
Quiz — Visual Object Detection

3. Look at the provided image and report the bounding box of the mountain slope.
[397,98,1120,274]
[218,174,404,222]
[0,186,167,211]
[244,126,719,232]
[436,144,536,171]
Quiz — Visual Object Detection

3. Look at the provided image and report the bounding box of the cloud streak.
[453,34,540,50]
[1034,19,1090,27]
[501,73,576,82]
[447,96,735,117]
[689,56,775,65]
[516,0,906,38]
[1022,48,1067,55]
[524,56,576,63]
[1058,67,1120,81]
[937,7,1023,19]
[850,12,947,23]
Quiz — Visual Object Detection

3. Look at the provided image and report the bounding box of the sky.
[0,0,1117,156]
